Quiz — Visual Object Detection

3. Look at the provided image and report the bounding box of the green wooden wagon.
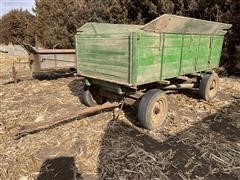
[75,14,231,130]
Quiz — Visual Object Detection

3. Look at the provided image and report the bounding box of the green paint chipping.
[75,14,231,87]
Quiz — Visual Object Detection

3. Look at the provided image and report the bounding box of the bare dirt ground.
[0,53,240,180]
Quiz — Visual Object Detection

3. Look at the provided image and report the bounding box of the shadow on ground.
[68,78,85,103]
[97,100,240,179]
[32,69,76,80]
[37,157,82,180]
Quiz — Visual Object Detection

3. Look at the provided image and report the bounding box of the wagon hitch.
[15,102,120,139]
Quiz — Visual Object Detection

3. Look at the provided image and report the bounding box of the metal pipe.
[163,83,197,90]
[16,102,119,139]
[36,49,75,54]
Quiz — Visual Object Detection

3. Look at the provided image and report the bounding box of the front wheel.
[138,89,169,130]
[199,73,219,101]
[82,85,105,107]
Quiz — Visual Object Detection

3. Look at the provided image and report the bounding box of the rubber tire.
[199,73,219,101]
[138,89,169,130]
[82,86,98,107]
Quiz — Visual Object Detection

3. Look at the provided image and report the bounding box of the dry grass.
[0,54,239,179]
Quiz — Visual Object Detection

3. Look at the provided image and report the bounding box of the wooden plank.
[76,34,130,84]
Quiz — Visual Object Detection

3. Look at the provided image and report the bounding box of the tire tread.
[138,89,168,130]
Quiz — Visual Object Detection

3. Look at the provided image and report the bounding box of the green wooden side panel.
[161,34,224,80]
[209,36,224,68]
[196,35,224,71]
[133,33,224,86]
[196,36,211,71]
[76,34,130,84]
[161,34,182,79]
[134,32,161,84]
[181,35,199,74]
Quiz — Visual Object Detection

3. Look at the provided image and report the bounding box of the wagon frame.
[75,14,231,130]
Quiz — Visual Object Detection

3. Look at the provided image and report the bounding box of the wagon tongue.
[141,14,232,35]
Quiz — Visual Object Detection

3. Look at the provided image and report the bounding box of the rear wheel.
[199,73,219,101]
[138,89,169,130]
[82,85,105,107]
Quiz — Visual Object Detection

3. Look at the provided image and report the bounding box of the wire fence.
[0,52,31,85]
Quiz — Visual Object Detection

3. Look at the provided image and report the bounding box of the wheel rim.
[209,78,218,98]
[151,99,166,125]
